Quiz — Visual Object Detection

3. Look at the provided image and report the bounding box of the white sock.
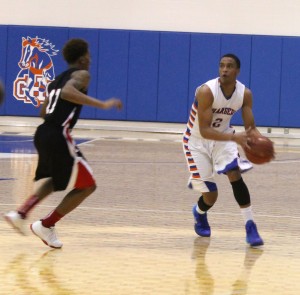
[196,205,206,214]
[240,206,254,224]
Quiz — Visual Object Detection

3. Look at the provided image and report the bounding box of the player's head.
[63,38,91,70]
[219,53,240,83]
[221,53,241,69]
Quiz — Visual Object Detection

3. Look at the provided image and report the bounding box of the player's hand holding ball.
[243,129,275,164]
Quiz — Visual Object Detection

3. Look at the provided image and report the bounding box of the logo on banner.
[13,36,59,107]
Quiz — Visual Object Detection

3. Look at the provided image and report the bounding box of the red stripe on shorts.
[74,161,96,189]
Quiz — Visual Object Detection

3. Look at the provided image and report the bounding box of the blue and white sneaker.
[245,220,264,247]
[192,205,211,237]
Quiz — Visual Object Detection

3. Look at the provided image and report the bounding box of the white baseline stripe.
[0,203,299,220]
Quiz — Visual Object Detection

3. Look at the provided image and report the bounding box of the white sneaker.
[4,211,27,235]
[30,220,63,249]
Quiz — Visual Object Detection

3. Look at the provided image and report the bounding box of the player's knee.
[203,191,218,206]
[188,179,217,193]
[231,177,250,206]
[86,183,97,195]
[74,174,96,190]
[198,192,217,211]
[77,184,97,198]
[89,183,97,193]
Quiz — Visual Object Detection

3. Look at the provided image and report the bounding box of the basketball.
[243,135,275,164]
[0,80,4,105]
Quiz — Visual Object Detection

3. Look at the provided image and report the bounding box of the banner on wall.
[13,36,59,108]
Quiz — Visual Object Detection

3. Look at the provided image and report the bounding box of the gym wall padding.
[0,26,7,115]
[96,30,129,121]
[1,25,300,128]
[251,36,282,127]
[280,37,300,128]
[126,31,160,121]
[156,32,190,123]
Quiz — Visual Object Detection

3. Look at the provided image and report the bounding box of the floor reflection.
[3,250,77,295]
[191,237,214,294]
[191,237,264,295]
[231,247,264,294]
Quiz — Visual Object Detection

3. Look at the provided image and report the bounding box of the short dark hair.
[63,38,89,64]
[221,53,241,69]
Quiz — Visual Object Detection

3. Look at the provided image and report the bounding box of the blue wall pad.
[1,25,300,128]
[157,32,190,123]
[126,31,160,121]
[251,36,282,127]
[0,26,7,116]
[280,37,300,127]
[96,30,129,121]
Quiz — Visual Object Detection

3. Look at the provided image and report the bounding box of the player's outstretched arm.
[61,70,122,110]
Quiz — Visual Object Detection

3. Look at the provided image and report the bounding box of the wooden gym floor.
[0,117,299,295]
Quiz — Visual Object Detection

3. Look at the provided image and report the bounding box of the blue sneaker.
[192,205,211,237]
[245,220,264,247]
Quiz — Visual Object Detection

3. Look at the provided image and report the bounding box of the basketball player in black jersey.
[4,38,122,248]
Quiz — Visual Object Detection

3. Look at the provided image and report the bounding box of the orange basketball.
[243,135,275,164]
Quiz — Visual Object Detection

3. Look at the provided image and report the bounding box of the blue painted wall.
[0,25,299,127]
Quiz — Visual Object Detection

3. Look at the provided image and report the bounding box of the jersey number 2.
[212,118,223,128]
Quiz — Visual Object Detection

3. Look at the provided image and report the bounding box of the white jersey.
[186,78,245,139]
[183,78,251,192]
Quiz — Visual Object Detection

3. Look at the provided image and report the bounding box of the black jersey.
[45,68,86,129]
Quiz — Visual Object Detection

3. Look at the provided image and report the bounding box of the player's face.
[81,52,91,71]
[218,57,240,84]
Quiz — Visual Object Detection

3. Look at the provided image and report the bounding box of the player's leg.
[214,140,263,246]
[31,147,96,248]
[4,125,54,235]
[192,191,217,237]
[4,178,54,235]
[226,167,264,247]
[31,185,96,249]
[184,139,216,237]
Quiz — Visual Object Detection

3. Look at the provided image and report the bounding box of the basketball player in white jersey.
[183,53,263,247]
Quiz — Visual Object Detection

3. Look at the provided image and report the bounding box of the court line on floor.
[0,152,299,163]
[0,203,299,219]
[2,131,300,150]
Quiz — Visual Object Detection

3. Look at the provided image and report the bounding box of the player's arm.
[197,85,235,141]
[40,96,49,118]
[61,70,122,110]
[242,88,261,137]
